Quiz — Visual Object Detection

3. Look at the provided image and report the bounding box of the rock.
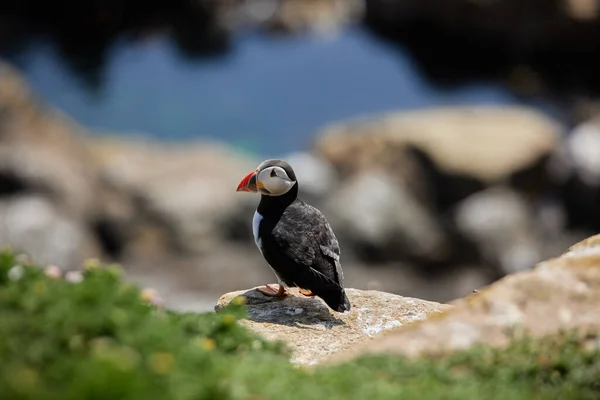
[0,196,101,270]
[556,118,600,230]
[326,233,600,364]
[453,186,542,275]
[322,169,450,263]
[315,106,562,187]
[0,62,134,261]
[88,136,260,253]
[566,119,600,187]
[282,151,337,200]
[257,0,365,36]
[312,106,561,263]
[215,287,452,365]
[0,63,102,220]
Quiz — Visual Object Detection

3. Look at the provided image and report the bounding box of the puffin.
[236,159,351,312]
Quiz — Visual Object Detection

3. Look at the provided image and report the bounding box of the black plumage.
[240,159,351,313]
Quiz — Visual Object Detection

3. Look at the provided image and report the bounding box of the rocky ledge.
[215,287,451,365]
[216,233,600,366]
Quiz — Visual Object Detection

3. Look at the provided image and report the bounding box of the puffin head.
[236,159,297,196]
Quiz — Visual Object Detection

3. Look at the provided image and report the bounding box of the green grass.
[0,248,599,400]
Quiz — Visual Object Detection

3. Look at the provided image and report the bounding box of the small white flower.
[65,271,84,283]
[8,265,24,281]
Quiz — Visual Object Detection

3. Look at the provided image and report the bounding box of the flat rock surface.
[215,287,451,365]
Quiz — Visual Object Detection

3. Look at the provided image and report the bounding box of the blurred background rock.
[1,0,599,312]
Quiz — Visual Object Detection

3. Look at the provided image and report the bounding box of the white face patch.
[252,210,263,251]
[256,166,296,196]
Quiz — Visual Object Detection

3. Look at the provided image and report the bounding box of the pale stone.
[326,233,600,364]
[314,106,562,183]
[215,287,451,365]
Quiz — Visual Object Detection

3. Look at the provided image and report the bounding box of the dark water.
[5,26,566,157]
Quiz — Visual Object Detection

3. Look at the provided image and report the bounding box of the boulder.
[0,62,134,265]
[0,195,101,270]
[312,106,562,263]
[88,136,261,254]
[556,118,600,230]
[0,62,102,220]
[322,169,450,263]
[281,151,337,201]
[315,106,562,188]
[215,287,452,365]
[326,233,600,364]
[565,119,600,187]
[453,186,542,275]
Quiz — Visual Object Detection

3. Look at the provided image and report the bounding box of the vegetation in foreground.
[0,248,599,400]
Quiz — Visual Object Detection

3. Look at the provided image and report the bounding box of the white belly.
[252,210,263,251]
[252,210,282,285]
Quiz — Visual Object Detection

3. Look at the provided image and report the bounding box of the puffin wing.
[274,202,345,289]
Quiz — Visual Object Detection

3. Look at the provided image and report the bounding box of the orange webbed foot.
[257,284,288,298]
[299,288,315,297]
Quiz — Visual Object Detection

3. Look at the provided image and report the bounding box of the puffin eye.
[270,169,277,178]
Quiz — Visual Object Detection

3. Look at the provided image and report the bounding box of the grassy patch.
[0,248,599,400]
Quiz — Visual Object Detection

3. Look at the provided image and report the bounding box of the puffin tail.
[321,288,351,313]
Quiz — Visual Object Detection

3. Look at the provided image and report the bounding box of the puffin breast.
[252,210,263,251]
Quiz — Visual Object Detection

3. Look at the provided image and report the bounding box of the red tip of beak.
[236,170,257,192]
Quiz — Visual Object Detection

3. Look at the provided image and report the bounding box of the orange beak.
[236,169,258,192]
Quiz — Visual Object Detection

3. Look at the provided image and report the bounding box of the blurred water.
[5,26,566,156]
